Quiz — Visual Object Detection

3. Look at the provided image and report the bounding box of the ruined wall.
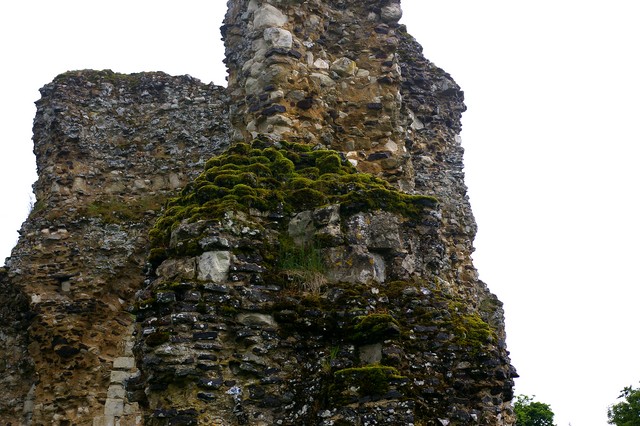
[0,70,229,424]
[0,1,516,425]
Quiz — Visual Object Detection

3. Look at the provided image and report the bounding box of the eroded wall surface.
[0,71,229,424]
[0,1,516,425]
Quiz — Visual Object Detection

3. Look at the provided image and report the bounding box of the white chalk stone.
[264,27,293,49]
[107,384,126,399]
[253,4,287,30]
[113,357,135,370]
[381,4,403,23]
[197,251,231,282]
[331,57,357,76]
[313,58,330,69]
[109,370,131,384]
[104,398,124,417]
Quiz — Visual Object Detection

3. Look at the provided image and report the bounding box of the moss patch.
[333,365,403,397]
[448,301,496,349]
[351,313,401,344]
[82,195,164,224]
[149,138,437,262]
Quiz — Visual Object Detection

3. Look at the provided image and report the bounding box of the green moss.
[246,162,272,176]
[204,157,221,169]
[272,156,295,178]
[288,176,315,189]
[196,184,225,203]
[148,249,168,271]
[374,279,496,355]
[333,365,403,396]
[231,184,257,197]
[133,297,157,312]
[82,195,164,224]
[220,305,238,316]
[289,188,328,210]
[351,313,401,343]
[316,152,342,174]
[212,173,243,188]
[227,142,251,155]
[381,280,415,299]
[148,139,438,264]
[449,302,495,348]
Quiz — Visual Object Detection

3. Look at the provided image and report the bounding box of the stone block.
[123,340,135,356]
[197,251,231,282]
[326,246,386,284]
[359,343,383,364]
[113,357,135,370]
[110,370,131,384]
[288,210,314,246]
[381,4,403,23]
[156,257,196,280]
[253,4,287,30]
[264,27,292,49]
[124,402,140,415]
[93,416,115,426]
[105,398,124,417]
[107,384,126,399]
[237,313,277,328]
[331,57,357,77]
[310,72,335,87]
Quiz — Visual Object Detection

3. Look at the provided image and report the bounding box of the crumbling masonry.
[0,1,516,425]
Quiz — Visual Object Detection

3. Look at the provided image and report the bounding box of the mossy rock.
[145,330,170,347]
[148,138,438,265]
[80,194,164,224]
[449,303,496,349]
[316,152,342,174]
[351,313,401,344]
[332,365,404,399]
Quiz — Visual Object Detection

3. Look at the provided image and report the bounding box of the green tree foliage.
[514,395,555,426]
[608,384,640,426]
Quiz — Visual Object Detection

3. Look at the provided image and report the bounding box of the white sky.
[1,1,639,425]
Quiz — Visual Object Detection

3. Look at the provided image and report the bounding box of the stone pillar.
[223,0,414,189]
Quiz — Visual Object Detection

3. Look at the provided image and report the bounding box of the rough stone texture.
[131,136,514,424]
[222,0,484,312]
[0,70,229,424]
[0,0,517,425]
[223,0,415,189]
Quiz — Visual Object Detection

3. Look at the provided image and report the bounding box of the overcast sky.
[1,1,639,425]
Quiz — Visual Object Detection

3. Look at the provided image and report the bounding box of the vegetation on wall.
[276,236,327,294]
[149,138,437,264]
[82,195,164,224]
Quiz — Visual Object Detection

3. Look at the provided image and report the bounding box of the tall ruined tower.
[0,1,516,425]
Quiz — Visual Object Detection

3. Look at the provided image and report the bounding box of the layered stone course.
[93,328,141,426]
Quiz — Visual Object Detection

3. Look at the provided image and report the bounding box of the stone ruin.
[0,0,516,425]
